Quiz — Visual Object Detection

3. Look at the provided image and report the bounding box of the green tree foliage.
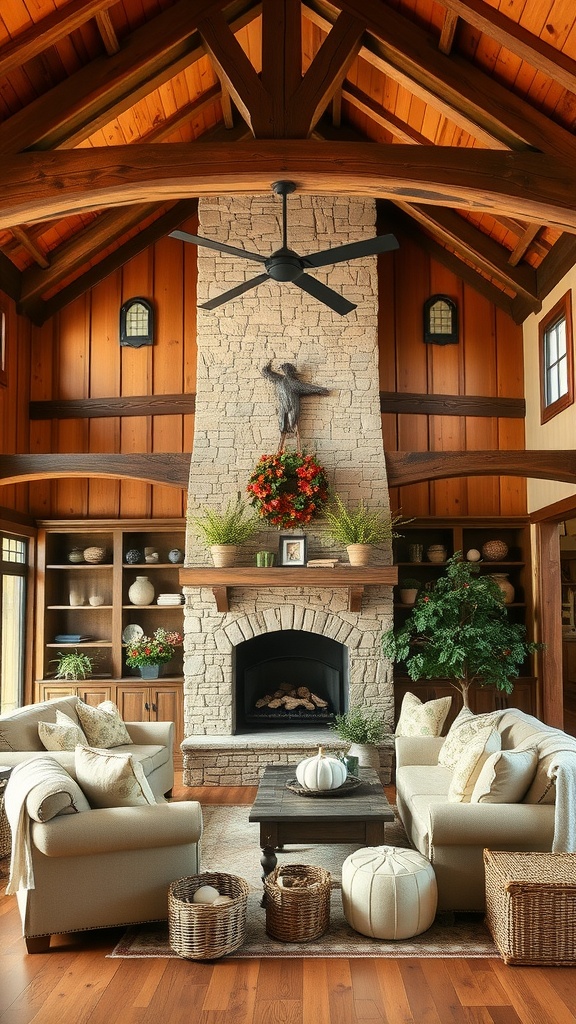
[381,553,541,707]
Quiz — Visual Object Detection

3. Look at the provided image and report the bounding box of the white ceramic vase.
[347,742,380,771]
[128,575,155,606]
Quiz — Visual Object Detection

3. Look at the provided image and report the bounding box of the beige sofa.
[4,755,202,952]
[395,708,576,912]
[0,695,174,800]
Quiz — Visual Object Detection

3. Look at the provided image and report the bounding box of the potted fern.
[330,705,386,769]
[323,494,405,566]
[51,649,95,680]
[189,496,260,567]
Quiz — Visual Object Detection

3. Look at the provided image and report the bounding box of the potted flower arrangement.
[188,496,260,566]
[246,450,328,530]
[51,649,95,680]
[382,553,541,708]
[125,628,183,679]
[323,493,406,566]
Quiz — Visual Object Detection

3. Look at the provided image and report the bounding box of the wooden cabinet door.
[78,684,113,706]
[38,682,77,702]
[152,684,183,750]
[115,684,150,723]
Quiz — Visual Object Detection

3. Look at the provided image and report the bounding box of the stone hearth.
[181,192,395,784]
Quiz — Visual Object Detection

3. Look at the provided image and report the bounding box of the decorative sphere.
[466,548,481,562]
[212,895,233,906]
[125,548,143,564]
[168,548,184,563]
[83,546,106,564]
[192,885,220,904]
[68,548,84,563]
[481,539,509,561]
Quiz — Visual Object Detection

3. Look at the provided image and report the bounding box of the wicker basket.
[168,872,250,960]
[264,864,331,943]
[0,787,11,861]
[484,849,576,965]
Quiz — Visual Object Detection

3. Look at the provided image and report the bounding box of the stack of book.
[306,559,340,568]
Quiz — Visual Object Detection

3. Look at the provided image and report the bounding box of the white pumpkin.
[295,746,347,791]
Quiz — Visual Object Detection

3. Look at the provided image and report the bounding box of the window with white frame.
[0,531,28,713]
[539,291,574,423]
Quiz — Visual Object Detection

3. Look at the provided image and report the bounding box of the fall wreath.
[246,451,329,529]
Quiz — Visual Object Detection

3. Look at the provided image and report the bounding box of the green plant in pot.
[382,552,542,709]
[398,578,421,605]
[330,704,386,770]
[323,494,406,566]
[51,649,95,680]
[189,496,260,567]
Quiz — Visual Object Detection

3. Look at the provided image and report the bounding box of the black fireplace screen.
[234,629,348,732]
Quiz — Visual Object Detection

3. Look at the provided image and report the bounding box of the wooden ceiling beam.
[0,0,120,80]
[286,10,365,136]
[382,203,516,318]
[341,82,431,143]
[95,10,120,56]
[0,0,261,155]
[438,0,576,97]
[19,200,199,325]
[10,227,50,270]
[2,143,576,234]
[508,225,541,268]
[197,9,273,136]
[308,1,576,162]
[261,0,302,137]
[394,201,539,306]
[438,10,458,56]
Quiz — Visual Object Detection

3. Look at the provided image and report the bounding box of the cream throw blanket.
[4,757,62,895]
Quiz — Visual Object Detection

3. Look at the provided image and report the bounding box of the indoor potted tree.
[329,704,387,769]
[189,495,260,567]
[51,649,95,680]
[382,553,541,709]
[323,494,406,566]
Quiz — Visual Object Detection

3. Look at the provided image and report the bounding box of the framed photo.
[279,535,307,567]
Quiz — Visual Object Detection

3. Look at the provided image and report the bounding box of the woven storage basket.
[264,864,331,943]
[168,872,250,960]
[0,788,10,860]
[484,849,576,965]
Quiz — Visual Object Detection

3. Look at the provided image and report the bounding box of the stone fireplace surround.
[181,192,395,785]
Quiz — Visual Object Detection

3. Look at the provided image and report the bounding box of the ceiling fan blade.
[295,273,356,316]
[170,229,266,264]
[200,274,270,310]
[302,233,399,269]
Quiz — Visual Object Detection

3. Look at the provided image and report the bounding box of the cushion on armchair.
[471,747,538,803]
[447,727,501,802]
[75,700,133,748]
[38,710,88,752]
[75,744,156,808]
[396,692,452,737]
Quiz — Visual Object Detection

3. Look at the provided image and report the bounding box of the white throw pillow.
[395,691,452,737]
[471,747,538,804]
[447,727,502,802]
[38,709,88,751]
[75,744,156,808]
[438,707,498,770]
[75,700,132,748]
[18,758,91,821]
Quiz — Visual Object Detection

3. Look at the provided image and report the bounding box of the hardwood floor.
[1,780,575,1024]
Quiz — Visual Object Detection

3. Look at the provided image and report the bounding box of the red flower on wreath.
[246,450,329,529]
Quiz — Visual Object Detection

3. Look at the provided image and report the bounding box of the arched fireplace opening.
[234,629,348,734]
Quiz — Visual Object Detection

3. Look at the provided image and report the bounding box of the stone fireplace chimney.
[181,191,395,783]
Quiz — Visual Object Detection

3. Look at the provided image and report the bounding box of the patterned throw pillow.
[75,700,132,748]
[447,727,502,802]
[38,709,88,751]
[471,747,538,804]
[438,707,498,770]
[395,691,452,737]
[75,745,156,808]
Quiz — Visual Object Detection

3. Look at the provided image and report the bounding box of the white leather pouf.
[341,846,438,939]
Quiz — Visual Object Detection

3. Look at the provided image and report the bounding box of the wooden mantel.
[179,566,398,613]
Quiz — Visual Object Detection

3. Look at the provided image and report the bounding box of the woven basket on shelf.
[168,871,250,960]
[484,849,576,966]
[264,864,331,943]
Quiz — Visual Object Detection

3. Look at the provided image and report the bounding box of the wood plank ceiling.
[1,0,576,326]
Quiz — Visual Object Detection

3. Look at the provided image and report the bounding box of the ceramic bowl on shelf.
[83,546,107,564]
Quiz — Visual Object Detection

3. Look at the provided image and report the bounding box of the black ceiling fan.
[170,180,399,316]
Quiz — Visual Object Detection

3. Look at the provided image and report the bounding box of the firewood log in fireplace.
[253,686,329,712]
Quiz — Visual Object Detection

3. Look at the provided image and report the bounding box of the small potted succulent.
[51,649,95,680]
[188,496,260,567]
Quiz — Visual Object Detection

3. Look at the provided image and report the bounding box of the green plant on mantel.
[51,649,95,680]
[189,496,260,547]
[330,705,386,745]
[382,553,542,708]
[323,494,406,545]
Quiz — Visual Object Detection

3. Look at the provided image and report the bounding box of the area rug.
[109,804,497,959]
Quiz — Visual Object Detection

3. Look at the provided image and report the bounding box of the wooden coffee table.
[249,763,395,881]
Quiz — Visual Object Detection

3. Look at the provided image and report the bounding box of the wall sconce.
[423,295,458,345]
[120,297,154,347]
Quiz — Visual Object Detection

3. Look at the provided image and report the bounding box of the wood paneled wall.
[379,230,526,518]
[1,217,525,521]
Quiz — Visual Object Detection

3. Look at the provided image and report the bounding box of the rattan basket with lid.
[168,871,250,960]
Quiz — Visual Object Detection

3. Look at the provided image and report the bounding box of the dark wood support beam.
[380,393,525,418]
[0,454,191,489]
[385,451,576,488]
[29,394,196,420]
